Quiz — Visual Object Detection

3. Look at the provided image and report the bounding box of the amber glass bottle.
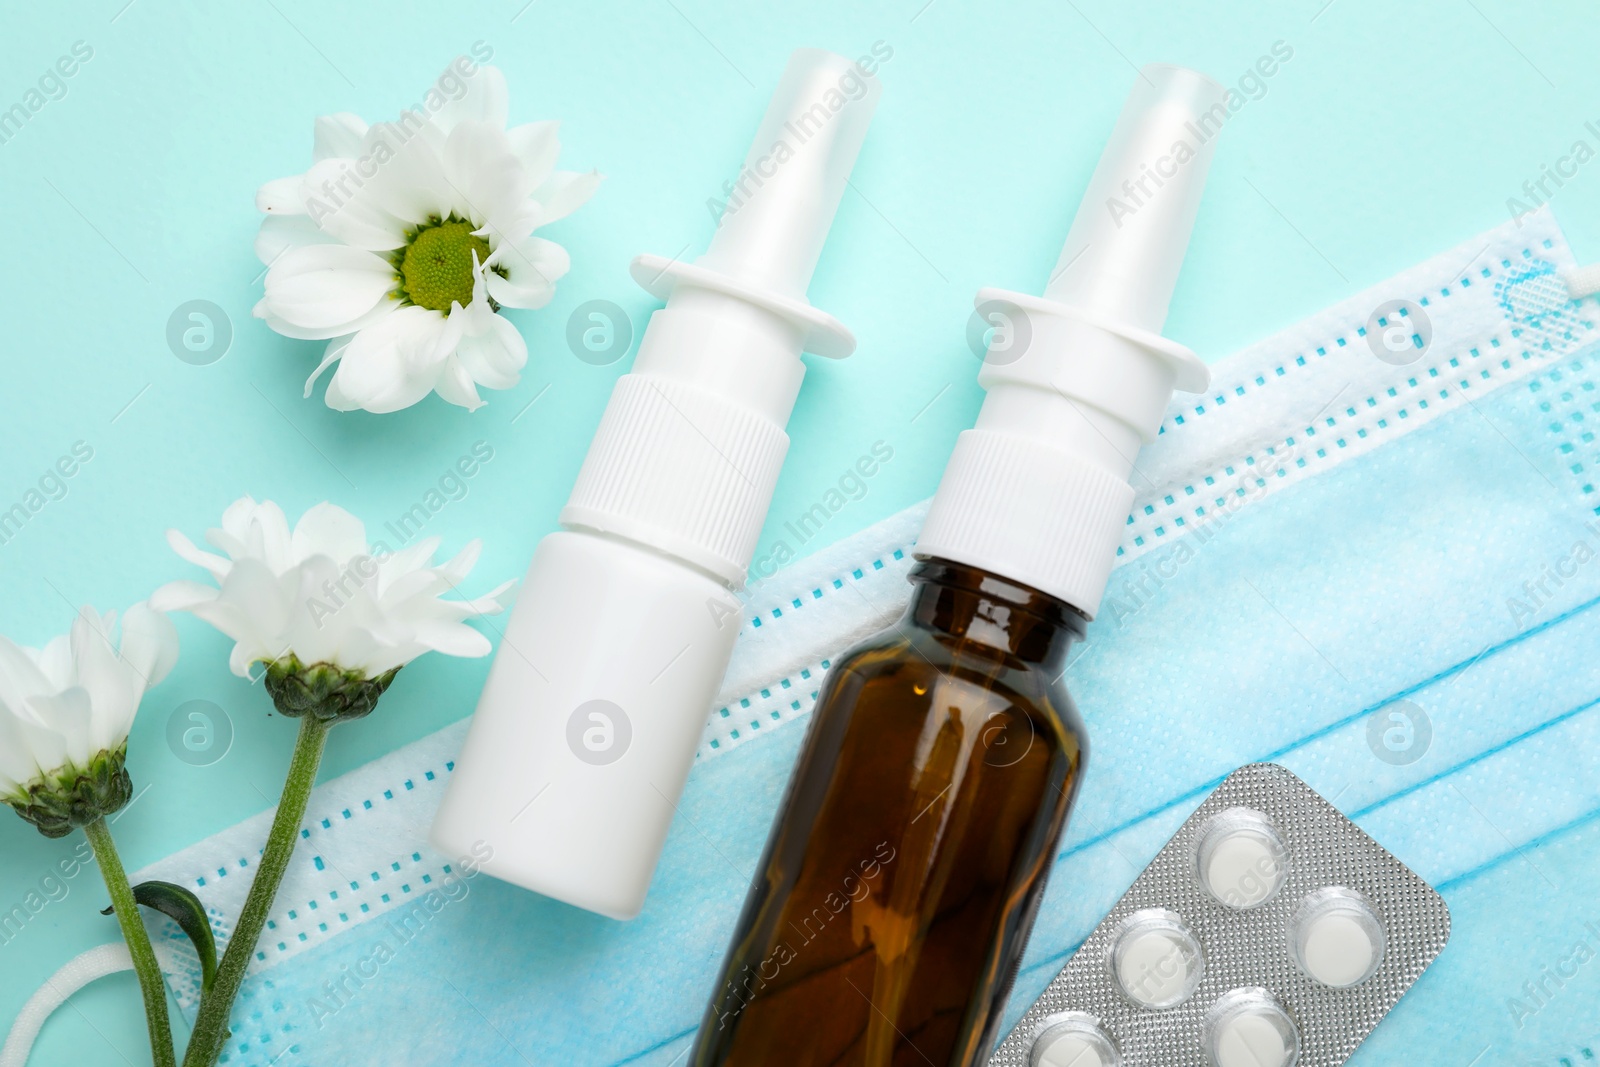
[689,62,1224,1066]
[690,558,1087,1067]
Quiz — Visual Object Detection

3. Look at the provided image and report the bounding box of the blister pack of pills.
[988,763,1451,1067]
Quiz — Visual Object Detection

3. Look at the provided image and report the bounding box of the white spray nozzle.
[631,48,880,359]
[1047,64,1226,337]
[973,63,1221,445]
[701,48,882,298]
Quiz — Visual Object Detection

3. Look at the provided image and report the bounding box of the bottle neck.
[905,558,1088,673]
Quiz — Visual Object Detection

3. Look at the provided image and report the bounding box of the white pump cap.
[917,64,1222,618]
[562,48,881,585]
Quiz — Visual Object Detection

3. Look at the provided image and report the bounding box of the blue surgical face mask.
[59,206,1597,1067]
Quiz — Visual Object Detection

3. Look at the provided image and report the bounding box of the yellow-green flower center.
[397,219,493,312]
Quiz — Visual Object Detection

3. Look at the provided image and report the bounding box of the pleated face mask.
[36,206,1596,1067]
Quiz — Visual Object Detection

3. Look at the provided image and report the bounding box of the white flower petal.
[301,159,412,252]
[215,496,266,548]
[257,175,309,215]
[507,120,561,189]
[373,538,440,588]
[443,120,534,246]
[10,701,71,778]
[455,313,527,389]
[35,635,74,691]
[70,608,132,746]
[0,707,42,793]
[39,687,100,767]
[291,503,370,565]
[260,244,398,333]
[328,628,386,675]
[200,558,297,657]
[376,566,446,605]
[475,579,516,611]
[398,309,451,376]
[119,604,179,691]
[0,635,55,705]
[321,372,361,413]
[410,620,492,659]
[304,336,352,398]
[161,499,511,682]
[435,299,470,359]
[485,236,570,310]
[150,579,222,614]
[483,268,546,311]
[432,357,484,411]
[255,215,339,268]
[534,170,603,224]
[434,539,483,585]
[227,643,259,678]
[280,556,348,666]
[0,600,177,790]
[325,306,447,414]
[354,120,457,226]
[166,529,233,581]
[431,65,508,135]
[258,299,396,343]
[214,498,295,574]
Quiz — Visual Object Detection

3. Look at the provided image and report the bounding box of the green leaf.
[102,880,218,994]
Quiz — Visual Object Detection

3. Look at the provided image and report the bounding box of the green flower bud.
[5,746,133,839]
[261,656,400,725]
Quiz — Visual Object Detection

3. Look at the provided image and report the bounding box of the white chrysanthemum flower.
[0,604,178,837]
[254,61,601,414]
[152,498,510,723]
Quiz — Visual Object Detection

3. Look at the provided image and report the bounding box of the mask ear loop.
[1,943,134,1067]
[1563,264,1600,299]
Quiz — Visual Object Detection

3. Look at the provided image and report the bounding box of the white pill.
[1195,809,1287,908]
[1301,912,1375,986]
[1111,911,1203,1008]
[1203,989,1300,1067]
[1029,1013,1120,1067]
[1034,1030,1107,1067]
[1206,834,1282,906]
[1291,887,1386,988]
[1213,1012,1291,1067]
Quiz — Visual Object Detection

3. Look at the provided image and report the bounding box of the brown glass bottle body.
[690,559,1089,1067]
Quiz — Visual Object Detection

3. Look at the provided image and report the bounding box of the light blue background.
[2,0,1598,1062]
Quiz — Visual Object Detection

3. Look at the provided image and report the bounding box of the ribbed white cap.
[562,374,791,586]
[562,49,881,586]
[918,65,1223,618]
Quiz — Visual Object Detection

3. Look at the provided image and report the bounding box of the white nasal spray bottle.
[431,49,881,919]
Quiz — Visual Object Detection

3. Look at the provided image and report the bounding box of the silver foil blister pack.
[988,763,1450,1067]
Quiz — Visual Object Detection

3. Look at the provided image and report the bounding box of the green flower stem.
[84,817,177,1067]
[182,717,331,1067]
